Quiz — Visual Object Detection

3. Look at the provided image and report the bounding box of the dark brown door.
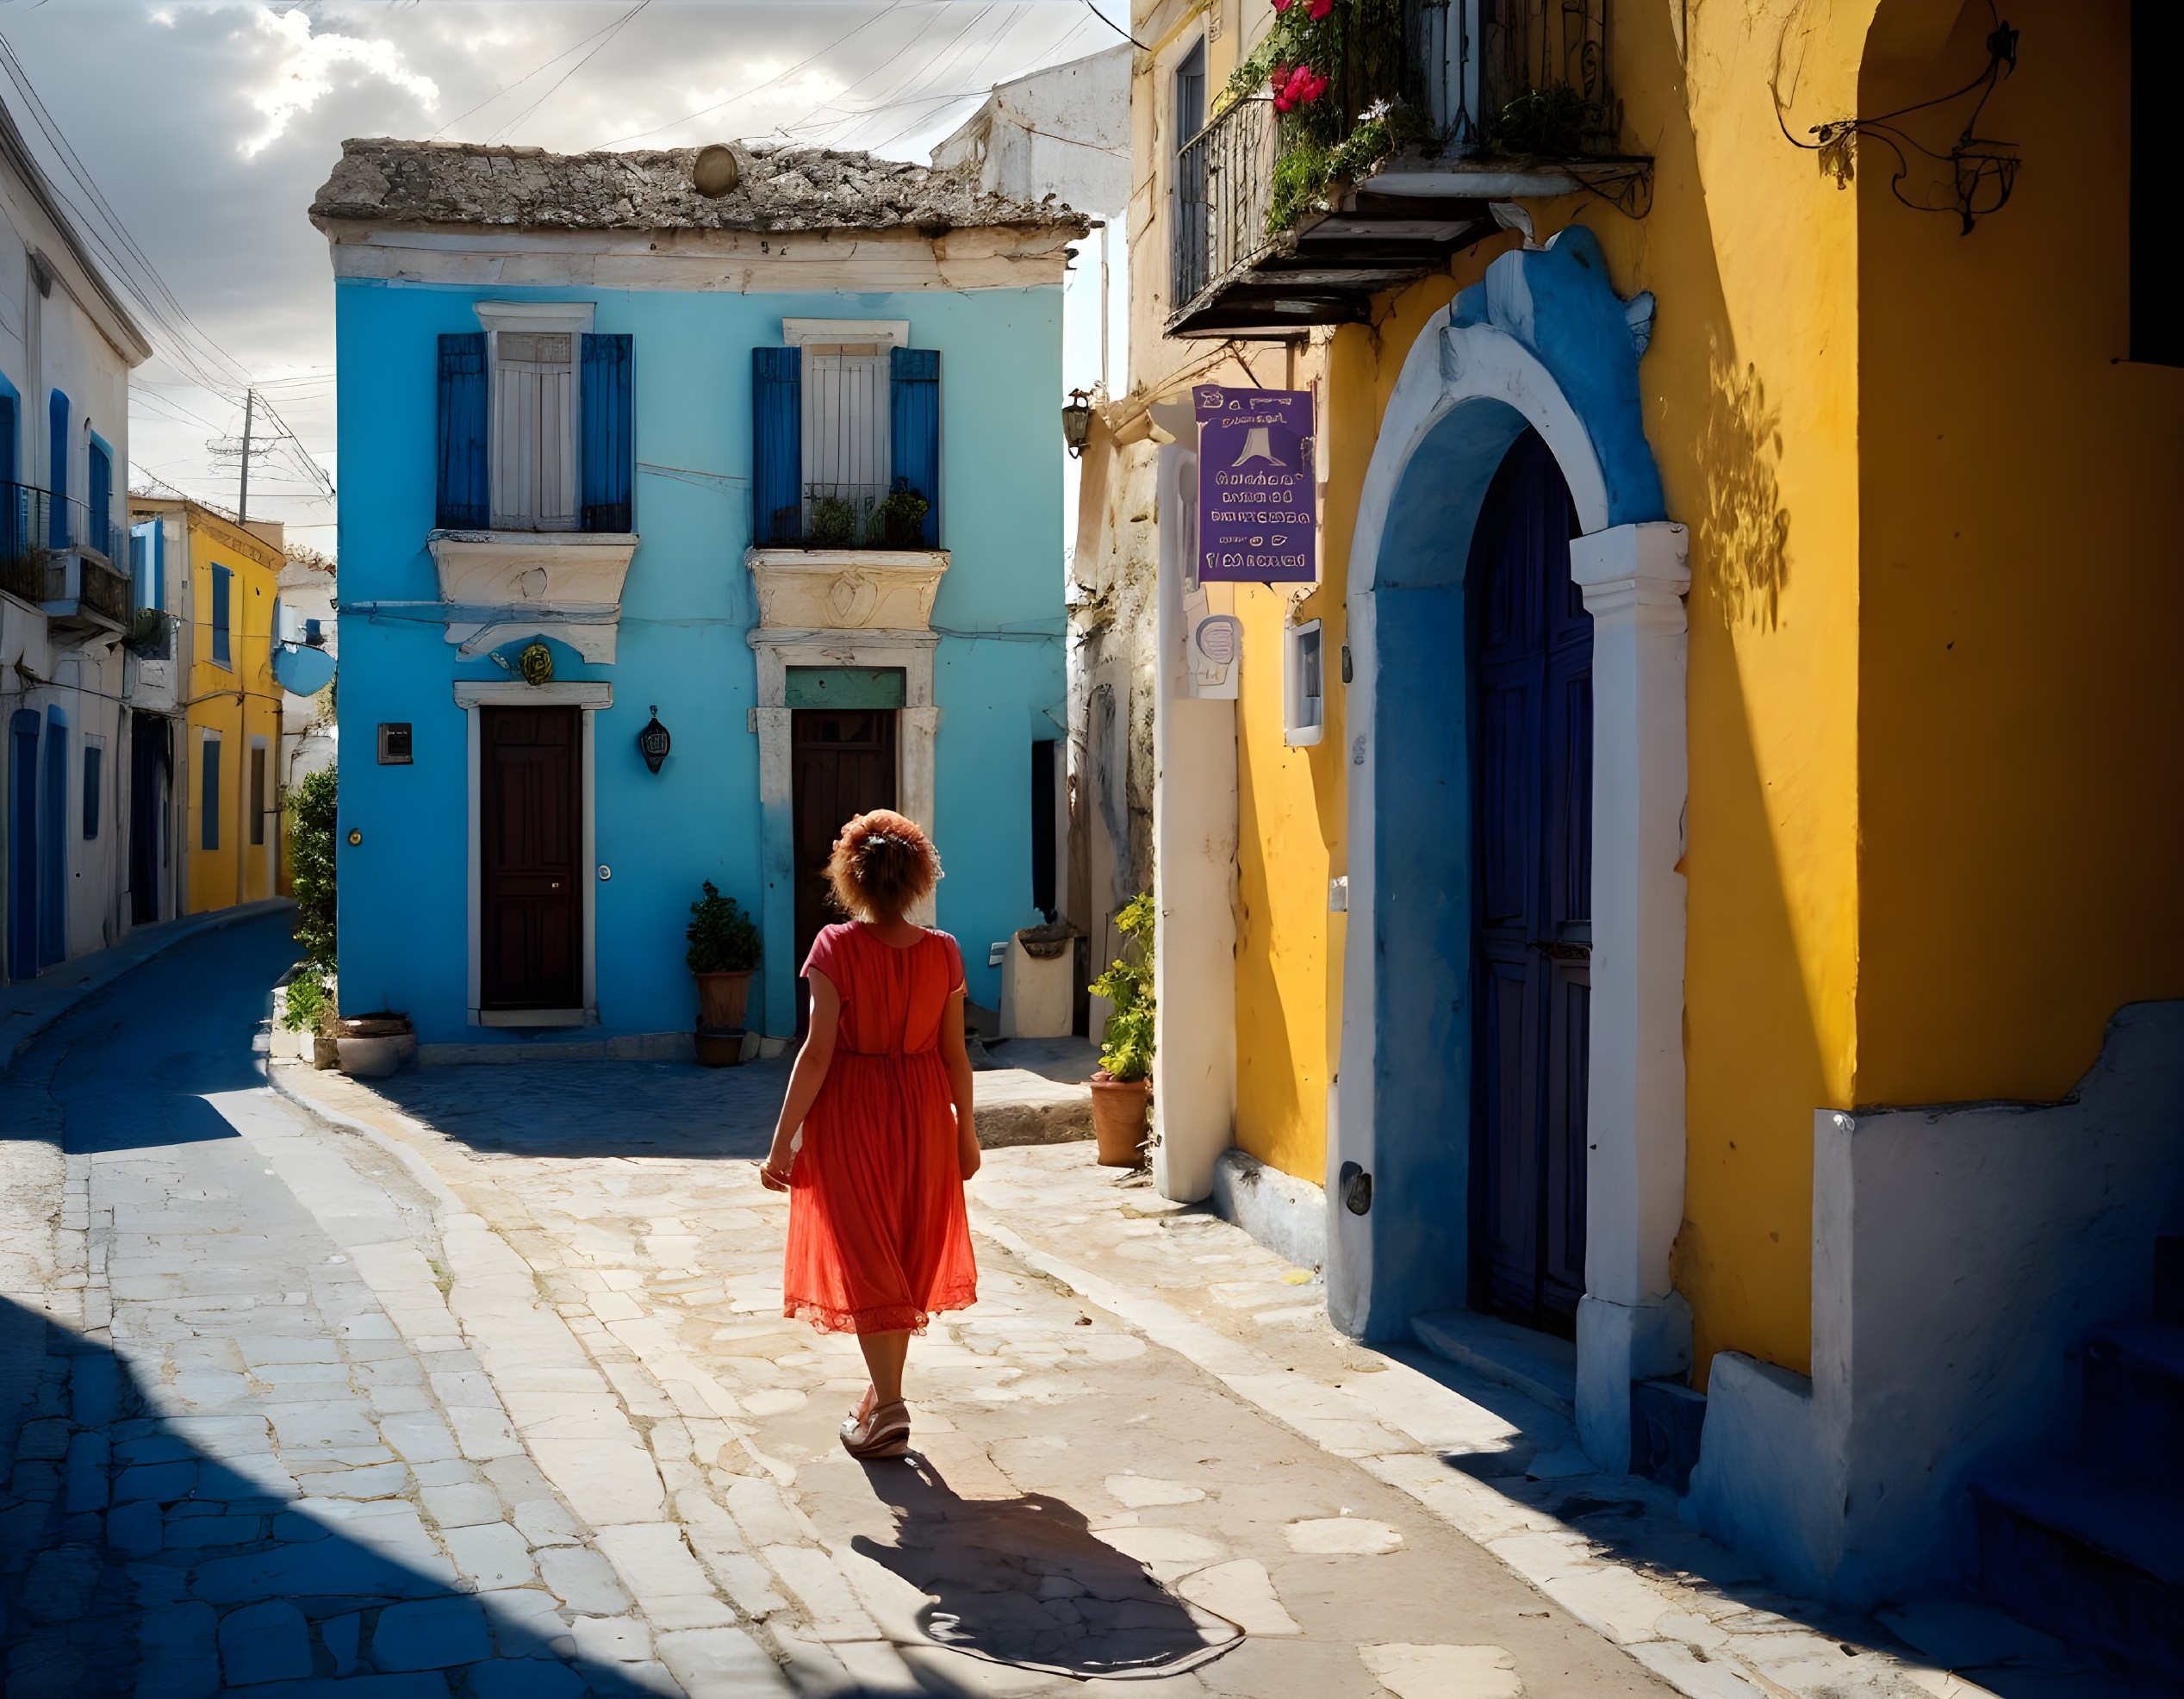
[1469,429,1591,1339]
[792,708,897,1019]
[481,704,582,1011]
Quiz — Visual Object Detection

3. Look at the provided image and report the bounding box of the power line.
[592,0,909,148]
[488,0,654,145]
[432,5,646,140]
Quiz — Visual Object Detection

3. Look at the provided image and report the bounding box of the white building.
[933,46,1136,1002]
[0,95,154,980]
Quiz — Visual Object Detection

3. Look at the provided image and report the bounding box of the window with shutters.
[200,734,221,852]
[438,306,632,535]
[801,343,890,537]
[210,564,233,669]
[492,330,577,530]
[752,321,940,549]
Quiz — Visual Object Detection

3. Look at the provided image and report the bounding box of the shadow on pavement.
[1372,1341,2162,1699]
[0,1293,669,1697]
[352,1061,786,1162]
[850,1453,1239,1681]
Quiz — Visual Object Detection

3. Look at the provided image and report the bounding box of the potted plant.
[869,480,931,549]
[1086,891,1155,1167]
[688,881,761,1063]
[808,495,858,548]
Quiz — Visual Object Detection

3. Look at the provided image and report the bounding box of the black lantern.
[1061,388,1093,457]
[638,706,671,775]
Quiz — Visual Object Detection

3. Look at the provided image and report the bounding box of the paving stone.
[217,1599,312,1686]
[535,1545,632,1615]
[265,1400,383,1450]
[378,1413,459,1466]
[420,1482,504,1529]
[1360,1642,1523,1699]
[323,1610,363,1676]
[134,1602,220,1699]
[370,1596,493,1671]
[510,1498,583,1547]
[656,1626,797,1696]
[113,1461,197,1503]
[1285,1518,1404,1556]
[1174,1561,1301,1637]
[569,1615,652,1662]
[443,1521,537,1590]
[466,1660,588,1699]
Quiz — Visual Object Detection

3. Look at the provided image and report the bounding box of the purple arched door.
[1467,429,1592,1337]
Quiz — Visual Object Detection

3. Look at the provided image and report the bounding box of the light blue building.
[310,140,1087,1052]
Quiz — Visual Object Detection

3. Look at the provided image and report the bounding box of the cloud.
[239,6,439,159]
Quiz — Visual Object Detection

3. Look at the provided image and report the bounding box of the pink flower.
[1308,0,1334,16]
[1276,65,1329,108]
[1272,0,1294,10]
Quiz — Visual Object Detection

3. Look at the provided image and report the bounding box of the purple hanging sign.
[1194,384,1316,583]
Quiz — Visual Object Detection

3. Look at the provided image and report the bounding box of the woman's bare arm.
[938,986,979,1181]
[761,972,841,1190]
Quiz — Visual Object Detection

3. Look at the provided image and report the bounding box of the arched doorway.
[1333,224,1689,1469]
[1466,429,1590,1336]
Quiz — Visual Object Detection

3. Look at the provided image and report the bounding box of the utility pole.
[237,388,254,526]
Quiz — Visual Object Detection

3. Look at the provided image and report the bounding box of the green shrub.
[290,765,338,972]
[1089,891,1156,1082]
[1490,84,1595,157]
[687,881,761,974]
[281,973,333,1034]
[808,496,858,548]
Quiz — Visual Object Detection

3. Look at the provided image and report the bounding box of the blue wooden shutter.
[47,390,67,548]
[40,709,65,967]
[87,440,111,558]
[82,744,99,841]
[580,333,633,532]
[436,333,488,529]
[889,347,941,546]
[751,347,800,545]
[0,397,18,562]
[8,710,38,979]
[200,738,220,852]
[211,565,231,666]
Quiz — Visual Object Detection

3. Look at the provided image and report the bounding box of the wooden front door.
[1468,429,1592,1338]
[792,708,897,1010]
[480,704,582,1011]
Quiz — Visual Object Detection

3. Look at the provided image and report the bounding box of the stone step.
[2082,1318,2184,1485]
[1970,1466,2184,1682]
[1409,1309,1576,1418]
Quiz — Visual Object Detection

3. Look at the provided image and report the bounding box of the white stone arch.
[1334,248,1690,1472]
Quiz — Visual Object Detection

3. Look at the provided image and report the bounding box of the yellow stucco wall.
[179,507,283,914]
[1138,0,2182,1381]
[1853,0,2184,1106]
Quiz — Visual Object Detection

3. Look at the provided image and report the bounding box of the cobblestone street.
[0,914,2081,1696]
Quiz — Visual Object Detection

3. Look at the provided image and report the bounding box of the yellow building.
[130,497,286,913]
[1091,0,2184,1621]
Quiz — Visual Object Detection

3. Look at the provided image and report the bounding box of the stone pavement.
[270,1041,2095,1699]
[0,910,2119,1697]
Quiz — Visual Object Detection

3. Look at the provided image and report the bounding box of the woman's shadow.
[850,1457,1242,1680]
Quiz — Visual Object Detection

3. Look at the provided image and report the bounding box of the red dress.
[782,922,978,1335]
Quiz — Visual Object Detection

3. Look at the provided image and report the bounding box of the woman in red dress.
[759,810,980,1459]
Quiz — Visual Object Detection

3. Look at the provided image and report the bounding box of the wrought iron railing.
[1170,0,1620,312]
[756,479,937,551]
[0,480,128,608]
[1174,96,1279,307]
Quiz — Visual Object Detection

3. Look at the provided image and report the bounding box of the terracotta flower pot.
[1088,1073,1152,1167]
[694,1026,746,1068]
[694,970,753,1030]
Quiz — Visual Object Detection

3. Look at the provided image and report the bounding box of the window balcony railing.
[756,479,938,552]
[1170,0,1640,338]
[0,482,129,626]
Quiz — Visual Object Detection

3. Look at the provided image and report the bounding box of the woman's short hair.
[826,810,942,921]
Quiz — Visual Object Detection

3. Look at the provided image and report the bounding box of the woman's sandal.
[840,1399,911,1460]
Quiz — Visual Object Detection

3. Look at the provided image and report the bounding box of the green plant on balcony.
[868,481,931,549]
[1490,82,1598,157]
[1228,0,1432,236]
[808,495,859,548]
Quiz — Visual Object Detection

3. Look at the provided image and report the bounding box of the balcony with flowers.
[1169,0,1650,338]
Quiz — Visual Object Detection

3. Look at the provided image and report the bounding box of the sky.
[0,0,1132,545]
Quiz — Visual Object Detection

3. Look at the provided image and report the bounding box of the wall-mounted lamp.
[638,706,671,775]
[1061,389,1093,458]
